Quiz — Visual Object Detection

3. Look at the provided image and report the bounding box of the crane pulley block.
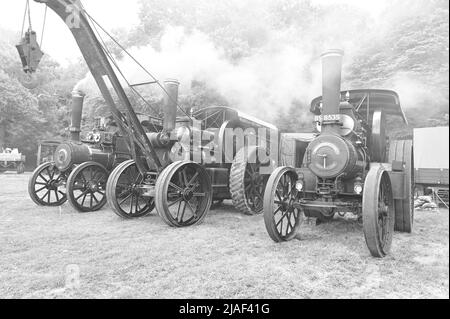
[16,30,44,74]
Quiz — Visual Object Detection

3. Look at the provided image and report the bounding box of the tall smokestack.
[70,90,85,141]
[163,79,179,132]
[321,49,344,116]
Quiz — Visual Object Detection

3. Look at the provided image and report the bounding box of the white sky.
[0,0,140,65]
[0,0,387,65]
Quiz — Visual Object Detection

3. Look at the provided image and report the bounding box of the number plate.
[315,114,341,122]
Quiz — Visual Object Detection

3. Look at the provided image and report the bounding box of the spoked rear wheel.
[230,146,268,215]
[389,140,414,233]
[67,162,108,212]
[106,160,155,218]
[155,161,213,227]
[28,162,67,206]
[363,165,395,258]
[263,167,303,242]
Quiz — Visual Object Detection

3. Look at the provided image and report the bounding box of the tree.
[0,70,43,153]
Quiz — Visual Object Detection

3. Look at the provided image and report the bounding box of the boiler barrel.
[54,142,113,171]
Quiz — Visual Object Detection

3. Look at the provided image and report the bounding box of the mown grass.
[0,173,448,299]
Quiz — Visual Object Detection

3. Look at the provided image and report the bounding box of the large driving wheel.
[106,160,155,218]
[155,161,212,227]
[28,162,67,206]
[389,140,414,233]
[67,162,108,212]
[263,167,303,242]
[363,165,395,258]
[230,146,268,215]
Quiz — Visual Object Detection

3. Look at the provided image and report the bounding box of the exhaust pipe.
[70,90,85,141]
[321,49,344,116]
[163,79,180,132]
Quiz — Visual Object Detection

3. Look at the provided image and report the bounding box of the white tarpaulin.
[414,127,449,169]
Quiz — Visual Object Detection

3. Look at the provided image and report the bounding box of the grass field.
[0,172,448,299]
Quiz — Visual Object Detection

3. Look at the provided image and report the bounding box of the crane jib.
[33,0,162,172]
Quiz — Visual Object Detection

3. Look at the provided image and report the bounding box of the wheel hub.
[88,182,98,191]
[183,189,194,201]
[47,180,58,190]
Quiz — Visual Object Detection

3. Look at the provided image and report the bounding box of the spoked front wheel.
[263,167,303,242]
[28,162,67,206]
[67,162,109,212]
[155,161,213,227]
[363,165,395,258]
[106,160,155,219]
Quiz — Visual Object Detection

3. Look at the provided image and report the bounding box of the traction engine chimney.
[321,49,344,118]
[70,90,86,141]
[163,79,180,132]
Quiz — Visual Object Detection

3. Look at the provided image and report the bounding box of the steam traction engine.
[106,81,277,225]
[28,91,131,212]
[263,50,414,257]
[32,0,275,226]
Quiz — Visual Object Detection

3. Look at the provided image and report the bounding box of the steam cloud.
[74,26,325,120]
[74,0,448,122]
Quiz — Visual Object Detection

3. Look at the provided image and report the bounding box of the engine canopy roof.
[310,89,408,125]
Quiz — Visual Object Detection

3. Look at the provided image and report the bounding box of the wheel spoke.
[119,193,132,206]
[47,167,54,180]
[80,193,87,206]
[129,195,134,214]
[40,190,50,201]
[186,172,199,188]
[117,189,131,199]
[186,200,197,217]
[92,193,99,204]
[182,169,189,187]
[273,205,282,215]
[275,190,283,202]
[169,182,183,192]
[35,185,47,193]
[177,201,186,222]
[192,192,205,197]
[276,211,289,227]
[75,190,88,200]
[168,197,183,208]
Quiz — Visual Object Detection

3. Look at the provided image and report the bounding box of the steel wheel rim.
[272,171,301,239]
[162,163,212,227]
[115,162,153,217]
[70,164,107,211]
[31,164,67,206]
[244,162,265,213]
[363,167,395,257]
[377,175,394,249]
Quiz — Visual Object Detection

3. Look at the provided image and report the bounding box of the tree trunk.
[0,120,6,150]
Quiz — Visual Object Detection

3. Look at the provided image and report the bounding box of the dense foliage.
[0,0,448,166]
